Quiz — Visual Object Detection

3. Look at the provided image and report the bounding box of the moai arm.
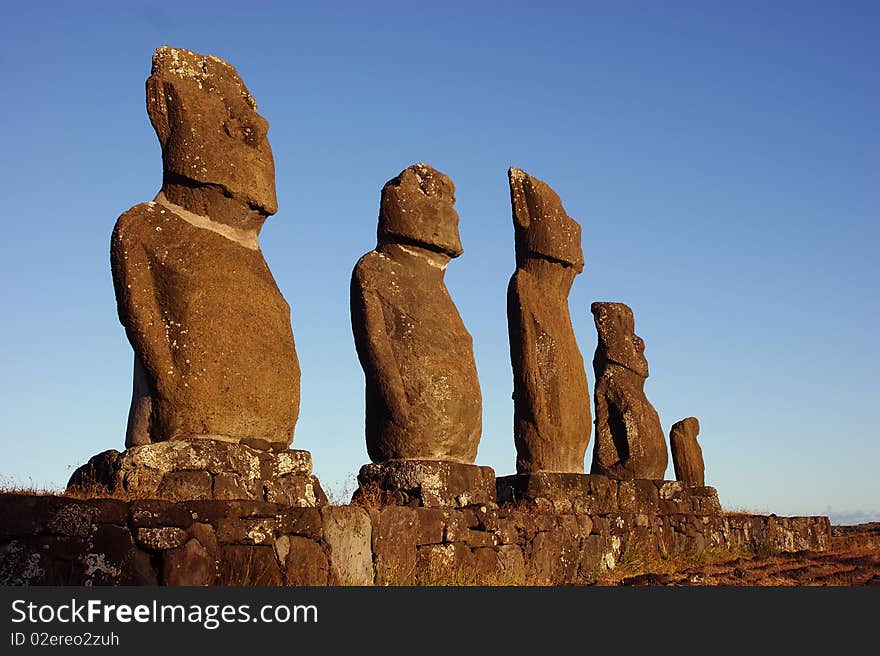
[350,269,409,425]
[110,212,177,417]
[509,272,547,426]
[592,386,616,468]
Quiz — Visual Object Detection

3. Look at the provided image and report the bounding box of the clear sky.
[1,1,877,524]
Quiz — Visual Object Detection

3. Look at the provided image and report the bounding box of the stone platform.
[497,473,722,515]
[354,460,496,508]
[67,440,326,507]
[0,493,831,586]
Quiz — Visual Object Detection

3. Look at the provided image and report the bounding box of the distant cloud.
[824,507,880,526]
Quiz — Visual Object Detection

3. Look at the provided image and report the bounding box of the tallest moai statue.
[69,47,323,504]
[111,46,300,450]
[506,167,591,474]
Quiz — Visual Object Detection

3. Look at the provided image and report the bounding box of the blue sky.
[1,1,877,523]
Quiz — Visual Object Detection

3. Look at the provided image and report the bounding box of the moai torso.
[351,164,482,463]
[507,168,591,473]
[113,47,299,449]
[590,302,667,479]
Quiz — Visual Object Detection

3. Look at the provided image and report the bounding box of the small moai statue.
[670,417,705,486]
[67,47,323,505]
[589,302,668,480]
[506,167,591,473]
[350,163,493,507]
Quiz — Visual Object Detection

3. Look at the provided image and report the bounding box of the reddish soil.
[613,523,880,586]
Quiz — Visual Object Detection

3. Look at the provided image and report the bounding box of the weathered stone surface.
[187,522,218,554]
[85,524,158,585]
[136,526,188,550]
[524,526,579,585]
[356,460,496,508]
[321,507,373,585]
[276,508,323,540]
[498,473,621,515]
[507,167,591,474]
[415,508,447,545]
[218,545,281,585]
[215,517,277,546]
[372,507,418,585]
[111,46,297,450]
[265,475,324,507]
[497,545,526,583]
[184,499,280,523]
[0,493,833,586]
[68,441,322,506]
[213,472,249,500]
[414,542,477,585]
[162,538,217,585]
[350,163,482,463]
[129,499,193,529]
[65,450,122,495]
[282,536,330,585]
[670,417,705,486]
[156,471,213,501]
[589,302,668,479]
[0,495,127,540]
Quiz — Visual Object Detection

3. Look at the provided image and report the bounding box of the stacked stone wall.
[0,492,830,586]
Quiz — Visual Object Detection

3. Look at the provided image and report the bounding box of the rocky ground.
[603,523,880,586]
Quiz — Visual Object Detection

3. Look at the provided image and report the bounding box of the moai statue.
[350,164,493,507]
[68,47,323,505]
[589,302,668,479]
[507,167,591,473]
[670,417,705,486]
[113,46,298,449]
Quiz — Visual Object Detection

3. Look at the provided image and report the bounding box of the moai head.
[591,302,649,378]
[508,167,584,272]
[146,46,277,215]
[377,163,463,258]
[674,416,700,437]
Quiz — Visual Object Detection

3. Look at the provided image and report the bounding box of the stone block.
[276,508,323,540]
[283,536,330,586]
[321,507,373,585]
[356,460,496,508]
[218,545,281,586]
[215,517,277,545]
[213,473,249,500]
[156,471,213,501]
[67,441,324,506]
[136,527,188,551]
[464,529,497,548]
[162,538,217,585]
[415,508,447,545]
[498,473,617,514]
[373,507,418,585]
[129,499,193,529]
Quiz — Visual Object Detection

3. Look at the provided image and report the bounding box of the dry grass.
[582,535,755,585]
[349,481,393,509]
[723,506,773,517]
[216,548,278,586]
[0,480,178,503]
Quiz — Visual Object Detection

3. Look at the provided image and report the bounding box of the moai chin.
[507,167,592,473]
[112,46,299,449]
[670,417,705,486]
[589,302,668,479]
[350,164,493,507]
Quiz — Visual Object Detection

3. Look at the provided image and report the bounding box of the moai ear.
[146,77,171,146]
[508,167,532,230]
